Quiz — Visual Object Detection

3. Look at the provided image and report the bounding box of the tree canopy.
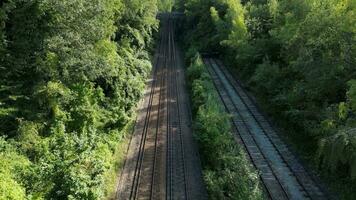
[0,0,158,199]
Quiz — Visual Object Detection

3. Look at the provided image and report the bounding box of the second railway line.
[204,58,327,200]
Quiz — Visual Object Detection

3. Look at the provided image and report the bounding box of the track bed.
[203,58,327,200]
[116,14,207,200]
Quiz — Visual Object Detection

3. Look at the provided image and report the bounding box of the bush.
[0,137,29,200]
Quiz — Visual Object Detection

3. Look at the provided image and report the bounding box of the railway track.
[204,58,327,200]
[166,17,189,199]
[116,13,206,200]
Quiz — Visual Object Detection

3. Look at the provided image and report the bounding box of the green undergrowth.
[186,52,264,200]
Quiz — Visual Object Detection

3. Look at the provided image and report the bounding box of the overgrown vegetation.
[182,0,355,198]
[158,0,175,12]
[0,0,158,199]
[187,53,263,200]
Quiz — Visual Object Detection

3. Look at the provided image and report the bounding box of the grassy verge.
[186,52,264,199]
[103,120,135,199]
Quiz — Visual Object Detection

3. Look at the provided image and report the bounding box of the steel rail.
[130,17,168,199]
[171,17,189,200]
[166,16,173,199]
[149,15,170,200]
[150,26,168,200]
[115,24,163,200]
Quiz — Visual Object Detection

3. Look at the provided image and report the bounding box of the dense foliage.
[187,53,263,199]
[0,0,158,199]
[182,0,355,197]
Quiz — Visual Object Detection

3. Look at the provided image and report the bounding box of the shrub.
[0,137,29,200]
